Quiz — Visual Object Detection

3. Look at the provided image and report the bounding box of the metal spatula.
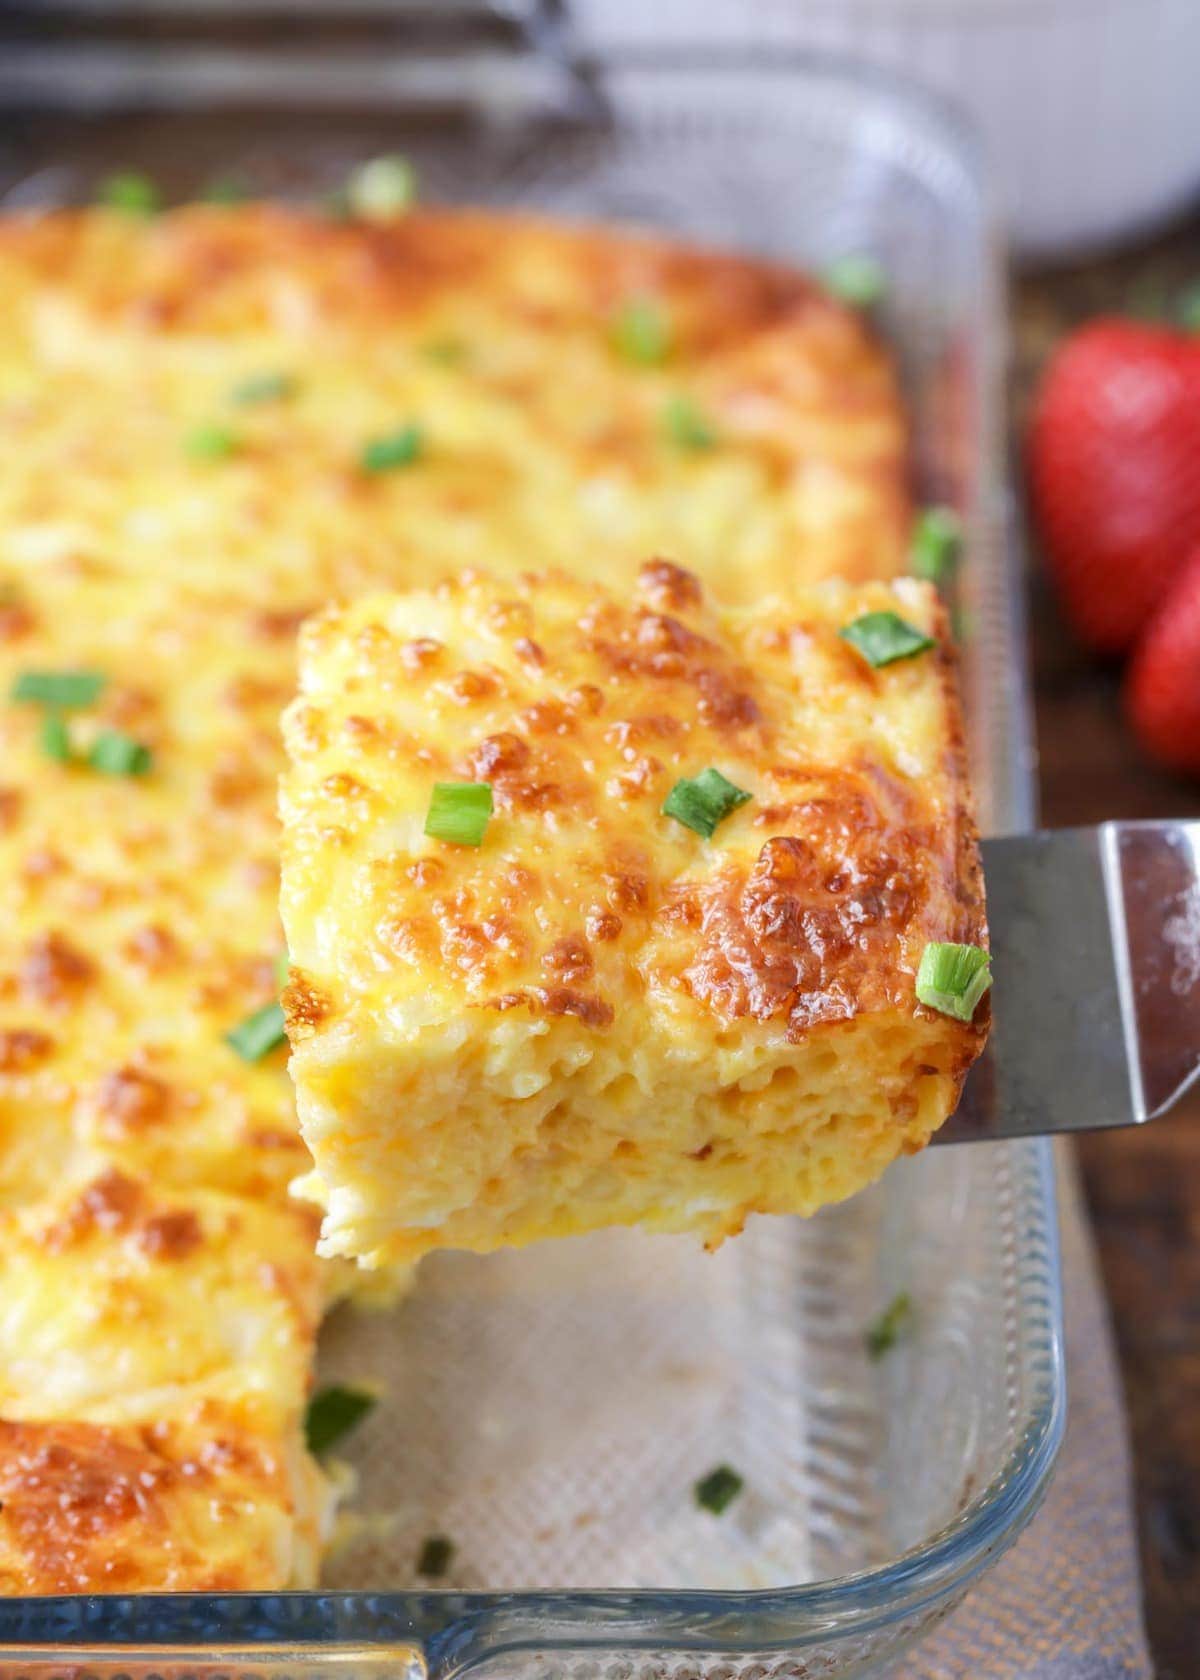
[938,819,1200,1144]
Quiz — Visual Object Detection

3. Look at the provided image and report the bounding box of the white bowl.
[572,0,1200,260]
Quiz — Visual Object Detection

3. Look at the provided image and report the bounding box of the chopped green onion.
[361,424,423,474]
[12,669,106,710]
[824,254,886,309]
[40,711,73,765]
[612,297,671,365]
[202,175,249,205]
[225,1000,287,1063]
[694,1464,744,1515]
[304,1385,376,1455]
[186,423,239,461]
[347,155,417,221]
[663,768,751,840]
[416,1534,455,1578]
[276,949,290,990]
[865,1292,914,1360]
[916,941,992,1023]
[1126,279,1171,324]
[421,337,466,367]
[839,612,935,669]
[97,171,160,216]
[910,507,963,586]
[424,781,493,847]
[1179,284,1200,333]
[231,371,296,406]
[89,731,152,776]
[663,394,717,451]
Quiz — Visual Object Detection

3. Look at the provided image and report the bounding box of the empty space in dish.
[319,1142,1045,1592]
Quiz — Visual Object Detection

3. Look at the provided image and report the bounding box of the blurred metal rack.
[0,0,576,113]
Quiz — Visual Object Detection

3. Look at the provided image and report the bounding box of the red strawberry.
[1029,319,1200,655]
[1126,546,1200,777]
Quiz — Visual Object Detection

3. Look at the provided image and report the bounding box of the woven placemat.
[912,1144,1152,1678]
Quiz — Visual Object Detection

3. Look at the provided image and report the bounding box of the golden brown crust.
[284,564,985,1046]
[93,1065,172,1135]
[281,562,988,1266]
[0,203,847,347]
[0,198,915,1578]
[0,1408,318,1594]
[0,204,910,610]
[281,971,334,1043]
[40,1168,144,1253]
[675,596,988,1055]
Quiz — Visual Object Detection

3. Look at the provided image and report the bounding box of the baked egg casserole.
[0,200,914,1590]
[280,563,988,1269]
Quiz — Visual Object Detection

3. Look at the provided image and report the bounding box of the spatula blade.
[936,820,1200,1144]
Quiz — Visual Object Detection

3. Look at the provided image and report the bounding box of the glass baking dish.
[0,50,1064,1680]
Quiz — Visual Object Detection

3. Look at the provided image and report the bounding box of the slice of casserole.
[0,1170,332,1592]
[281,562,988,1268]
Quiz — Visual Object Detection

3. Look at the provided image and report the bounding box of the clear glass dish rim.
[0,49,1066,1663]
[0,1133,1063,1661]
[0,1147,1064,1662]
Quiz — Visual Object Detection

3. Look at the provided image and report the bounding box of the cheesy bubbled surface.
[281,562,987,1269]
[0,200,912,1587]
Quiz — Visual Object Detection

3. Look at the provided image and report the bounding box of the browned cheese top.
[282,563,986,1057]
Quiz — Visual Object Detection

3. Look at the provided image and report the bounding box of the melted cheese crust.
[0,205,907,608]
[0,1411,330,1594]
[0,1175,331,1593]
[0,203,909,1589]
[0,1171,322,1426]
[281,564,987,1268]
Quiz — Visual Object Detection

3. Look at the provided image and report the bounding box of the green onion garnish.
[662,769,751,840]
[202,175,249,205]
[186,423,239,461]
[40,712,73,765]
[276,949,290,990]
[613,297,671,365]
[88,731,152,777]
[421,337,466,367]
[361,424,423,474]
[347,155,417,221]
[424,781,493,847]
[12,669,106,710]
[865,1292,914,1360]
[97,171,160,216]
[694,1464,744,1515]
[304,1385,376,1456]
[910,507,963,585]
[416,1534,455,1578]
[915,941,992,1023]
[225,1000,287,1063]
[231,371,296,406]
[824,254,886,309]
[663,395,717,451]
[1179,284,1200,333]
[839,612,935,669]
